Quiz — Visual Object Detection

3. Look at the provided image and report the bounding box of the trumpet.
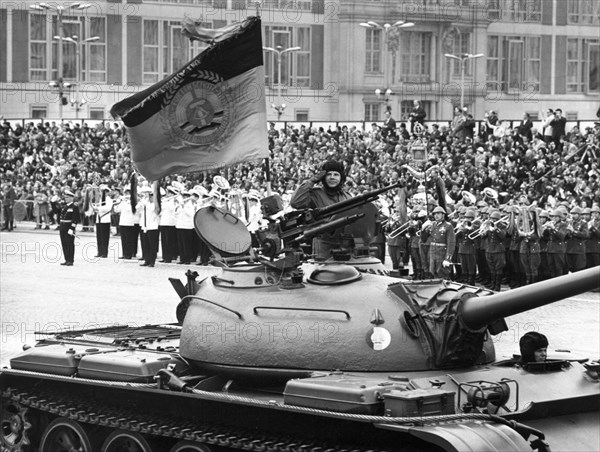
[468,216,508,239]
[454,219,473,232]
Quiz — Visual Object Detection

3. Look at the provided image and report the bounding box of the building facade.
[0,0,598,122]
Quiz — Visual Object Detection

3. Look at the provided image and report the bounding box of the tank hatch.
[307,264,362,285]
[194,206,251,257]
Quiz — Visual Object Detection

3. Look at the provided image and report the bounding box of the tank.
[2,187,599,452]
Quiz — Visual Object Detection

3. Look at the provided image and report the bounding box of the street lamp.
[360,20,414,110]
[263,45,301,120]
[56,35,99,118]
[29,2,93,118]
[444,53,484,110]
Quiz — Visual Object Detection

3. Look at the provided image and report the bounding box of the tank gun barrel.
[314,182,401,220]
[293,213,365,243]
[460,266,600,331]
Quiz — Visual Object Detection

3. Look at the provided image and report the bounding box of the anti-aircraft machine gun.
[1,180,599,452]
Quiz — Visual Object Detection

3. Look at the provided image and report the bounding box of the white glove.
[442,260,451,268]
[67,230,74,236]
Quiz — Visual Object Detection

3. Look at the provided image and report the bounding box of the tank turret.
[179,259,599,378]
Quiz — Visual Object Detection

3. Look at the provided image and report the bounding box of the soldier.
[482,210,508,291]
[507,205,524,287]
[565,206,589,273]
[517,206,541,285]
[537,210,551,281]
[476,206,491,285]
[455,209,477,285]
[544,209,568,278]
[585,206,600,268]
[428,206,456,279]
[407,210,425,280]
[290,160,351,260]
[59,190,79,266]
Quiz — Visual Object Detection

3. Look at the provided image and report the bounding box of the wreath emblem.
[165,71,230,146]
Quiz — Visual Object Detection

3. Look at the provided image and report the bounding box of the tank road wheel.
[39,418,94,452]
[100,430,154,452]
[169,441,212,452]
[0,397,33,451]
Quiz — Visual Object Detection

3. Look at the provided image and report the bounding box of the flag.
[111,17,268,181]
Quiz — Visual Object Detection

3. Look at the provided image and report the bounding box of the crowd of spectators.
[1,105,600,230]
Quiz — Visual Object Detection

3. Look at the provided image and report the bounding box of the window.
[89,108,105,120]
[29,14,106,83]
[451,32,472,77]
[568,0,599,25]
[493,0,541,22]
[365,28,381,73]
[487,35,541,92]
[30,14,48,81]
[400,32,431,82]
[507,40,524,91]
[263,26,311,88]
[486,36,500,90]
[364,103,380,122]
[399,101,413,121]
[295,109,309,121]
[143,20,160,84]
[31,106,48,119]
[567,38,600,93]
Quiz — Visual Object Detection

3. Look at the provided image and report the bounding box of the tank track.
[2,387,388,452]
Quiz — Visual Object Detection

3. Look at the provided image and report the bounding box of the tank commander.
[290,160,351,260]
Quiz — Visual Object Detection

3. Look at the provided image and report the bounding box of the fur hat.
[519,332,548,363]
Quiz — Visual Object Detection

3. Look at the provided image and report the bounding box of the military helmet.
[490,210,502,220]
[432,206,446,214]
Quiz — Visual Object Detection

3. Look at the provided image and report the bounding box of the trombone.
[468,216,508,239]
[387,220,411,239]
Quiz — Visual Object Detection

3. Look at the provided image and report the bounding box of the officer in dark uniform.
[428,206,456,279]
[59,190,79,266]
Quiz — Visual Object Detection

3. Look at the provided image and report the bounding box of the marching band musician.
[482,210,508,291]
[116,187,138,260]
[94,184,113,258]
[159,185,179,264]
[290,160,351,260]
[59,190,79,266]
[537,210,551,281]
[192,187,212,265]
[138,186,160,267]
[517,204,542,285]
[476,206,492,286]
[455,209,478,285]
[543,208,568,278]
[175,189,197,265]
[586,206,600,268]
[507,205,524,288]
[419,209,433,279]
[428,206,456,279]
[565,206,589,273]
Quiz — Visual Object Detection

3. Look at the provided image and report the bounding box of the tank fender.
[376,421,535,452]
